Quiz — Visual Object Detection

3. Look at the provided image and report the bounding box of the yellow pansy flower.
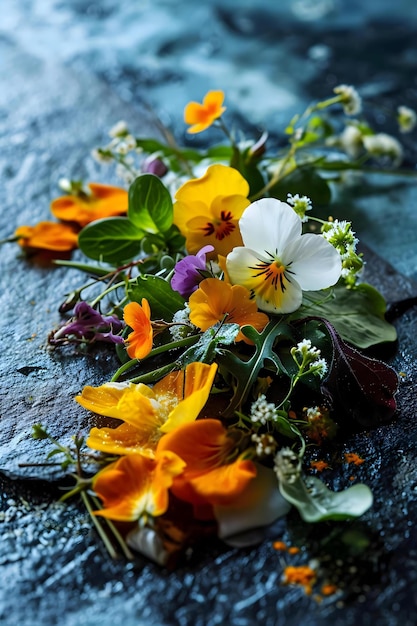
[173,164,250,257]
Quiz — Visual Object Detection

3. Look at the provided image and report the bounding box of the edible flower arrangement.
[7,86,413,568]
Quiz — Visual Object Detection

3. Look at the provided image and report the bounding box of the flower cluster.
[9,87,403,569]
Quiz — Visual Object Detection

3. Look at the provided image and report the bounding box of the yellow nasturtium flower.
[76,362,218,458]
[173,164,250,257]
[184,90,226,134]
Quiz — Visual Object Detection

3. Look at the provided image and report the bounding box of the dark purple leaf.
[318,318,399,428]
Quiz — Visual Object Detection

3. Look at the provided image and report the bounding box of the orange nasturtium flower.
[188,278,269,343]
[184,90,226,134]
[173,164,250,257]
[76,362,218,458]
[157,419,257,507]
[15,221,79,251]
[50,183,128,227]
[123,299,153,360]
[92,450,186,521]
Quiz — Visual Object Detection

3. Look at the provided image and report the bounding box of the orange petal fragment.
[15,221,79,251]
[51,183,128,227]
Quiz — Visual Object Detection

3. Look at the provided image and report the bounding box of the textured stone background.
[1,1,417,625]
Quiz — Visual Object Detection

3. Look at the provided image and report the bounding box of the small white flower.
[58,178,72,192]
[338,124,364,158]
[363,133,403,167]
[91,148,113,164]
[226,199,342,314]
[334,84,362,116]
[109,120,129,138]
[274,448,302,484]
[309,357,328,378]
[287,193,312,223]
[251,433,276,457]
[250,394,277,425]
[397,105,417,134]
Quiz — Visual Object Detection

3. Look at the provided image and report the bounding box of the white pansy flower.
[226,199,342,314]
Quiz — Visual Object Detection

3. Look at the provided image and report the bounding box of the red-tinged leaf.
[317,318,399,428]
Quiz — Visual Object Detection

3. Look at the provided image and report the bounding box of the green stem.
[81,491,119,560]
[0,235,19,245]
[127,361,178,384]
[111,334,200,382]
[90,495,135,560]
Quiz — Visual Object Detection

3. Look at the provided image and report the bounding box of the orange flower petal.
[157,419,257,506]
[93,451,186,521]
[15,221,79,251]
[189,278,269,343]
[184,90,226,134]
[123,299,153,360]
[51,183,128,227]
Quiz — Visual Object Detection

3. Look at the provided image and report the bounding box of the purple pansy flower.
[51,301,125,345]
[171,245,214,299]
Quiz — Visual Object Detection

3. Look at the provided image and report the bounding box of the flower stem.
[111,334,200,382]
[81,491,119,560]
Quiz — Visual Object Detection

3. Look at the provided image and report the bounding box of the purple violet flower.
[171,245,214,299]
[51,301,125,345]
[142,157,168,178]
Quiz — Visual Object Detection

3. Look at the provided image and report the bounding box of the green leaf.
[269,166,331,206]
[230,146,265,197]
[127,274,185,320]
[128,174,173,233]
[218,319,291,417]
[280,474,373,522]
[276,448,373,521]
[78,217,144,264]
[294,283,397,348]
[179,323,240,366]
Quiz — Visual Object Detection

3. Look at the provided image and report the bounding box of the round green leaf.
[78,217,144,264]
[128,174,173,234]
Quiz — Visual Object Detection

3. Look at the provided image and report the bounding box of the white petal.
[239,198,301,255]
[213,464,291,546]
[226,246,267,286]
[227,246,303,314]
[284,234,342,290]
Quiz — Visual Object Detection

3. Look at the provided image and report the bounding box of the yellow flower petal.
[173,165,250,257]
[158,362,218,433]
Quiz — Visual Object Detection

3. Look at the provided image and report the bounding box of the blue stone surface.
[1,2,417,625]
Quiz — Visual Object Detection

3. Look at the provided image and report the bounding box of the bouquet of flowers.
[7,86,410,573]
